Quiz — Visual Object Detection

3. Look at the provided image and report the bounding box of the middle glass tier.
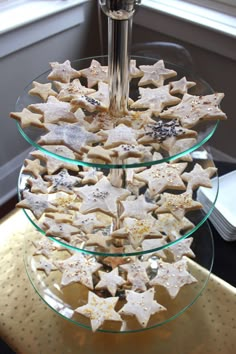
[17,147,218,256]
[14,55,220,168]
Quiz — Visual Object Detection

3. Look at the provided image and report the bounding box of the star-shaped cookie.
[75,291,121,332]
[181,163,217,192]
[54,253,102,289]
[95,268,126,296]
[23,158,46,177]
[73,211,104,234]
[167,237,195,261]
[131,86,180,116]
[29,96,77,124]
[44,169,81,194]
[28,81,57,101]
[27,175,49,194]
[44,218,80,242]
[85,231,112,250]
[120,259,150,292]
[38,123,102,154]
[156,192,202,220]
[76,176,130,217]
[169,77,196,95]
[100,124,140,148]
[155,213,195,241]
[55,79,95,101]
[16,190,57,219]
[35,257,57,276]
[149,258,197,298]
[141,238,168,260]
[120,194,156,220]
[30,145,79,175]
[47,60,81,83]
[119,288,166,328]
[32,237,67,258]
[138,60,177,87]
[135,161,187,197]
[78,167,104,184]
[10,108,43,128]
[160,92,227,128]
[112,216,162,249]
[79,59,108,88]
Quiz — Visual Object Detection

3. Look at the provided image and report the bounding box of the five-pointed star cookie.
[169,77,196,95]
[149,258,197,298]
[28,96,77,124]
[45,211,74,224]
[85,231,112,250]
[78,167,104,184]
[119,288,166,328]
[27,175,49,194]
[141,238,168,260]
[32,237,67,258]
[10,108,43,128]
[83,145,115,164]
[112,216,162,249]
[100,124,140,148]
[112,144,145,160]
[38,123,102,154]
[156,191,202,220]
[35,257,57,276]
[54,253,102,289]
[16,190,57,219]
[161,137,197,161]
[28,81,57,101]
[135,161,187,197]
[167,237,195,261]
[47,191,80,212]
[47,60,81,83]
[44,218,80,241]
[138,119,197,144]
[75,291,121,332]
[181,163,217,192]
[155,213,195,241]
[131,86,180,116]
[44,169,81,194]
[80,59,108,88]
[120,259,150,292]
[73,211,104,234]
[120,194,156,220]
[138,60,177,87]
[160,92,227,128]
[23,158,46,177]
[55,79,95,101]
[102,246,129,269]
[76,176,130,217]
[30,145,79,175]
[95,268,126,296]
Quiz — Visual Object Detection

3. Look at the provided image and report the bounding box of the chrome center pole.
[99,0,141,117]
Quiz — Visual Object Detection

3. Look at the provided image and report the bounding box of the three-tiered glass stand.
[14,0,221,333]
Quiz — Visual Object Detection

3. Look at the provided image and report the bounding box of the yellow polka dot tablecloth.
[0,209,235,354]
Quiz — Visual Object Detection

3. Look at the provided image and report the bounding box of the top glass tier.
[15,55,219,169]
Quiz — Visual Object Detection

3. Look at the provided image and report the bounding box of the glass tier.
[24,221,214,333]
[15,55,219,169]
[17,147,218,256]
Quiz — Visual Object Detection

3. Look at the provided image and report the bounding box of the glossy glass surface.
[18,147,218,256]
[15,55,219,169]
[24,220,214,333]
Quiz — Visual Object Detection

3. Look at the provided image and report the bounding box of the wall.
[0,1,101,205]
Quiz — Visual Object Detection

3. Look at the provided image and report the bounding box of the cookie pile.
[13,58,224,332]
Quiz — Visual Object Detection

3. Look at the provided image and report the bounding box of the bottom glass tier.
[24,220,214,333]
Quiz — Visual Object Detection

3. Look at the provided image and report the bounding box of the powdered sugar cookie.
[149,258,197,298]
[23,158,46,177]
[44,169,81,194]
[28,96,77,124]
[79,59,108,88]
[16,190,57,219]
[55,79,95,101]
[75,291,121,332]
[119,288,166,328]
[156,191,202,220]
[160,92,227,128]
[120,194,156,220]
[167,237,195,261]
[72,211,105,234]
[95,268,126,296]
[27,175,49,194]
[78,167,104,184]
[181,163,217,192]
[35,257,57,276]
[169,77,196,95]
[85,231,112,250]
[138,60,177,87]
[47,60,81,83]
[120,259,150,292]
[131,86,180,116]
[156,213,195,241]
[100,124,140,148]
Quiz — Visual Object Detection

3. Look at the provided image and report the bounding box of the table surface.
[0,209,235,354]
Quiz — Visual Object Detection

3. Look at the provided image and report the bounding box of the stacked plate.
[197,170,236,241]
